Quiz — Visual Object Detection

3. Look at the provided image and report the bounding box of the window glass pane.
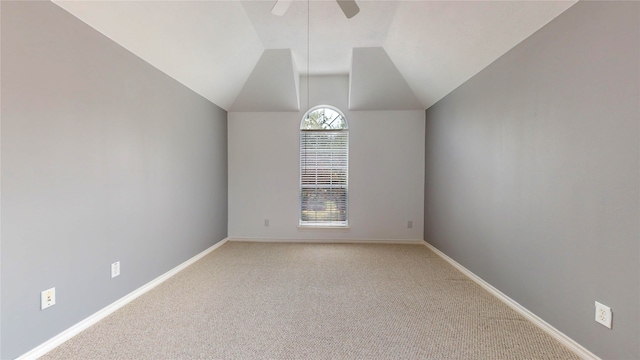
[300,106,348,226]
[300,188,347,222]
[301,107,347,130]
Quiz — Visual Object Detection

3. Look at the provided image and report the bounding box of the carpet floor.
[41,241,580,359]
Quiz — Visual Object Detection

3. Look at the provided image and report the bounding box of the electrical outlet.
[407,220,413,229]
[595,301,612,329]
[264,219,270,227]
[41,287,56,310]
[111,261,120,278]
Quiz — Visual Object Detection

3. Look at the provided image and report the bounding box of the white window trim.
[299,105,349,228]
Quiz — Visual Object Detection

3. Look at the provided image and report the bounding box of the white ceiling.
[53,0,577,111]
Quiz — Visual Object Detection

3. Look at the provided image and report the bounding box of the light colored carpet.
[41,242,580,359]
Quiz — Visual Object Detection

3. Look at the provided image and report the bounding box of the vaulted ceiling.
[52,0,577,111]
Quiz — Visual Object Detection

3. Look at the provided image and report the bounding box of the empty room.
[1,0,638,359]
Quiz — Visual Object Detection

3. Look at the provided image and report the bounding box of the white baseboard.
[20,238,593,359]
[17,238,229,360]
[228,237,425,245]
[422,241,599,360]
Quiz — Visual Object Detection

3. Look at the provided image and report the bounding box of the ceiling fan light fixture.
[337,0,360,19]
[271,0,360,19]
[271,0,292,16]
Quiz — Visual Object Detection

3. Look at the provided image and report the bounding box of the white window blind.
[300,106,348,226]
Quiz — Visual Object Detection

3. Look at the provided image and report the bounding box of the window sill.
[298,224,350,231]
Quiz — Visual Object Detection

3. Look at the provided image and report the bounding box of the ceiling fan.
[271,0,360,19]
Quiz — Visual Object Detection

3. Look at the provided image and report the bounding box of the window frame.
[299,105,349,228]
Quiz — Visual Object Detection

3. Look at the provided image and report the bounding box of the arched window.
[300,106,348,227]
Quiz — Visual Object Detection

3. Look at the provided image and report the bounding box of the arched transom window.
[299,106,348,227]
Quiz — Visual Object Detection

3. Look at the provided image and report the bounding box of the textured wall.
[1,2,228,358]
[424,1,639,358]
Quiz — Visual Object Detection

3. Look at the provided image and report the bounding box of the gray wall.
[1,2,228,358]
[424,1,639,358]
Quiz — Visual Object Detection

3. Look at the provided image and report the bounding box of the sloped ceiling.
[350,47,423,110]
[231,49,300,111]
[52,0,264,110]
[52,0,577,111]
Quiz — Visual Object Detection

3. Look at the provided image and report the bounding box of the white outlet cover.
[595,301,612,329]
[111,261,120,278]
[41,287,56,310]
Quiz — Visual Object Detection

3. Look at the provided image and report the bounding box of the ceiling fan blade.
[271,0,292,16]
[337,0,360,19]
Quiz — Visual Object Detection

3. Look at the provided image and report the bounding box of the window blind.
[300,130,348,226]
